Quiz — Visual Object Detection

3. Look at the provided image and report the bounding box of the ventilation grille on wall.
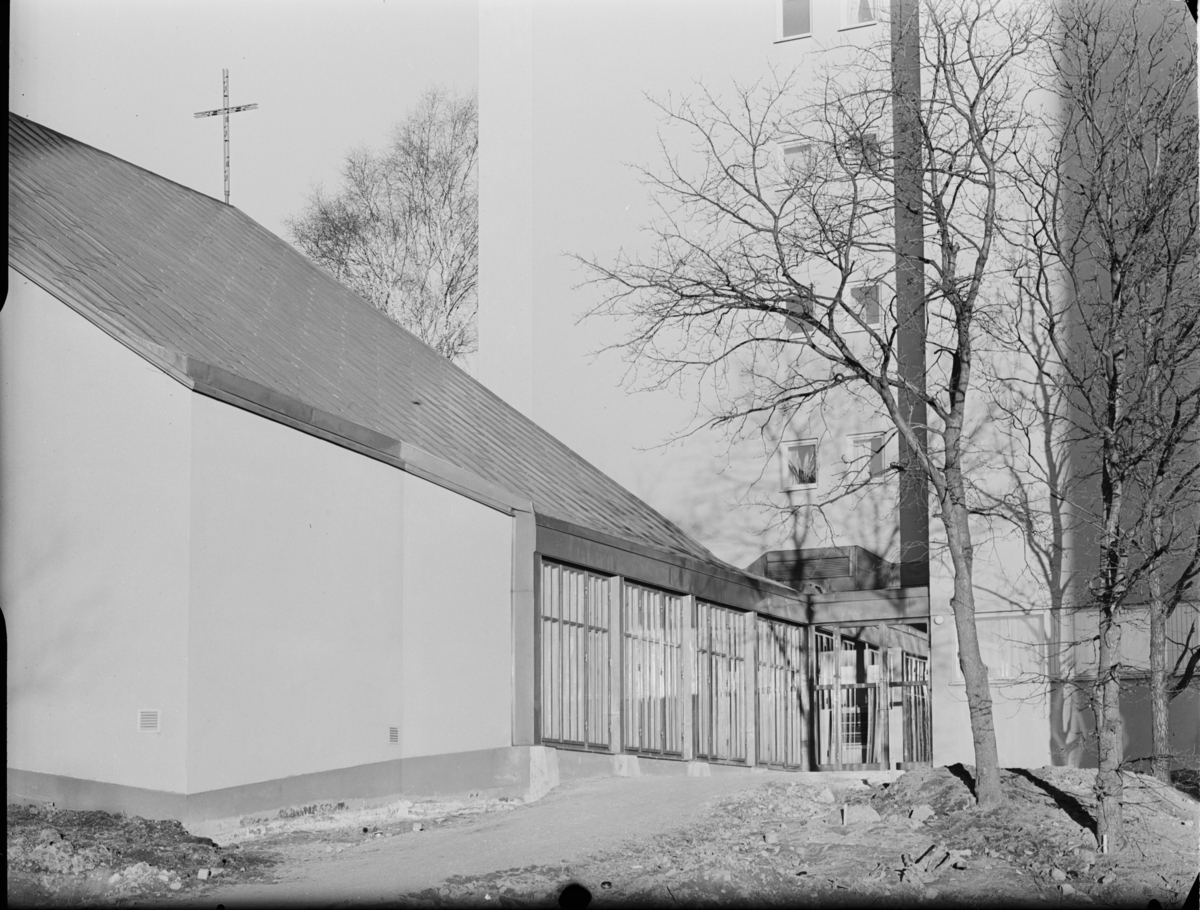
[388,726,399,745]
[138,710,161,733]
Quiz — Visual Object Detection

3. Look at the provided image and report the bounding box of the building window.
[779,0,812,40]
[842,0,877,29]
[783,291,813,334]
[1166,601,1199,670]
[694,602,748,763]
[782,140,816,172]
[851,283,882,328]
[852,434,887,478]
[785,440,819,488]
[838,639,881,763]
[540,561,611,751]
[901,653,932,763]
[845,131,883,173]
[756,618,807,769]
[622,581,685,756]
[954,613,1048,682]
[813,631,883,767]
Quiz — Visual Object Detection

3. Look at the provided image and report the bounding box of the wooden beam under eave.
[807,588,930,625]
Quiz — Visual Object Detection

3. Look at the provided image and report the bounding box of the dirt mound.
[870,763,976,817]
[6,803,278,907]
[872,764,1198,823]
[1026,765,1200,821]
[403,770,1195,908]
[862,765,1199,908]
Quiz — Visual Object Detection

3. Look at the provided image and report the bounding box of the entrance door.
[814,629,883,769]
[814,626,932,770]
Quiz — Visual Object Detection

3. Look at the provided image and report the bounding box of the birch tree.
[288,88,478,362]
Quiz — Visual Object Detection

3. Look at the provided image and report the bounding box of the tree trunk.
[1093,606,1125,852]
[1148,581,1171,783]
[942,500,1004,808]
[1144,368,1170,785]
[1044,466,1079,764]
[1091,316,1127,851]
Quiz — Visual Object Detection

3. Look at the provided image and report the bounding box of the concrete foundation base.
[547,748,881,782]
[9,747,902,836]
[8,745,562,829]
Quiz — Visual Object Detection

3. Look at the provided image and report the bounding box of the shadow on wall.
[1050,679,1200,772]
[4,527,115,712]
[782,485,902,574]
[629,440,781,567]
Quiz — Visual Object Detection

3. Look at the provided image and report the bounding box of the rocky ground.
[7,804,257,905]
[5,803,282,906]
[6,794,519,908]
[398,766,1198,909]
[7,766,1199,908]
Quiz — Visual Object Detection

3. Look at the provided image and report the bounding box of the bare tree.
[1143,452,1200,788]
[581,0,1046,808]
[977,308,1088,766]
[998,0,1199,850]
[288,88,478,362]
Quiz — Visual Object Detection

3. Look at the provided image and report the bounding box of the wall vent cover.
[138,710,161,733]
[388,726,399,744]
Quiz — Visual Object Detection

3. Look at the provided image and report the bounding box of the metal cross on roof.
[193,69,258,205]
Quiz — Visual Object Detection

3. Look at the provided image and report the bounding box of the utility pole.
[891,0,929,589]
[194,69,258,205]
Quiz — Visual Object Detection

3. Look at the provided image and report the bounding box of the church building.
[5,113,931,827]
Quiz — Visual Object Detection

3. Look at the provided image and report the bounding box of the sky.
[7,0,861,566]
[10,0,480,241]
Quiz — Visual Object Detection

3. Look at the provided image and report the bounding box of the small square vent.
[388,726,399,745]
[138,710,161,734]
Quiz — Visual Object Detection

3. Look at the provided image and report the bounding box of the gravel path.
[187,770,830,905]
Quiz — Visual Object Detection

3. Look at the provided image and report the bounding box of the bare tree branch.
[579,0,1049,809]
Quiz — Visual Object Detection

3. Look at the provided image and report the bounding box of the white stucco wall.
[185,395,406,792]
[778,378,903,560]
[4,270,518,799]
[3,272,193,792]
[400,475,514,758]
[185,394,515,792]
[930,602,1054,769]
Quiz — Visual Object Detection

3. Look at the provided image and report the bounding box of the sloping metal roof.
[8,112,721,565]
